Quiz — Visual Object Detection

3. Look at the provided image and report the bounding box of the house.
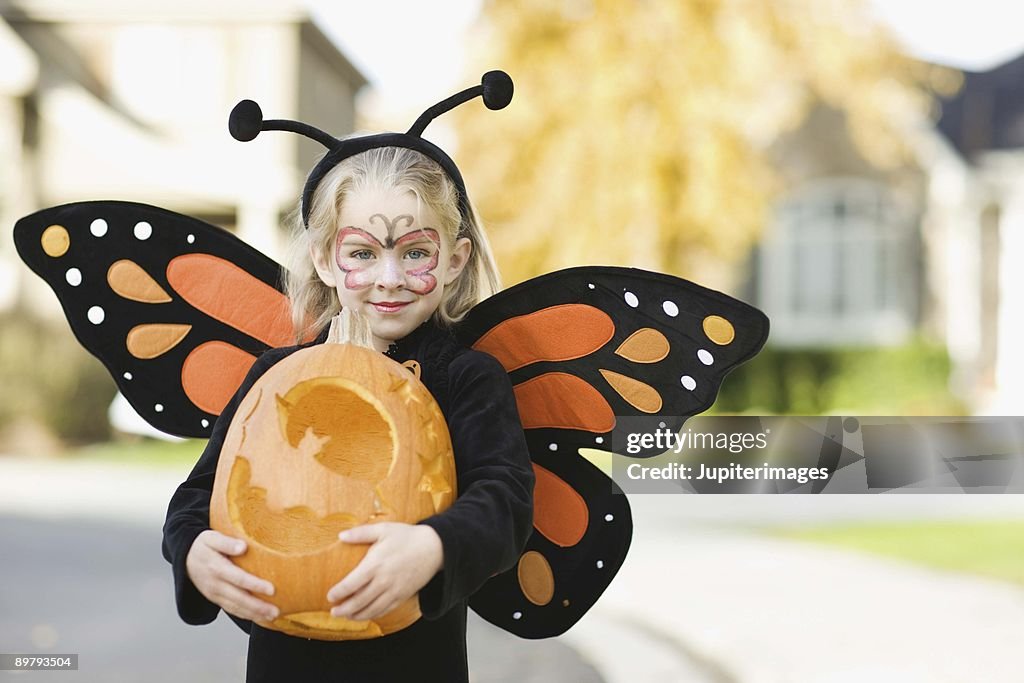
[753,53,1024,414]
[0,0,367,317]
[935,53,1024,412]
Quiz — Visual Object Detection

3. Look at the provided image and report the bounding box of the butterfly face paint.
[396,229,441,295]
[334,214,441,295]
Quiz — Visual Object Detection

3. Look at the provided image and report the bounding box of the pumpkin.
[209,343,457,640]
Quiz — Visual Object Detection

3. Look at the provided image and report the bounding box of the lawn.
[72,437,206,470]
[778,520,1024,586]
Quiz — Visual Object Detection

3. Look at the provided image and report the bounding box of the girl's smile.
[371,301,411,313]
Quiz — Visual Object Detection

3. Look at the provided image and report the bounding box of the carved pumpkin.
[210,343,457,640]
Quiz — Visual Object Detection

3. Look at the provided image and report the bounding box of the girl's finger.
[218,583,279,622]
[203,530,247,556]
[350,591,397,622]
[332,580,384,618]
[339,523,388,544]
[219,562,275,596]
[327,562,374,603]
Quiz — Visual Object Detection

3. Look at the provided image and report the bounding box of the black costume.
[162,320,535,683]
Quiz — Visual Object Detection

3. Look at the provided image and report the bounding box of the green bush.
[712,340,963,415]
[0,309,117,446]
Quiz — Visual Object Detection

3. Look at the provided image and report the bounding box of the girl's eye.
[351,250,375,260]
[405,249,429,260]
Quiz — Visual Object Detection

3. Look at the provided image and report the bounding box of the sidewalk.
[567,495,1024,683]
[4,456,1024,682]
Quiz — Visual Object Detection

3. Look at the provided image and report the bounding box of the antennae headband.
[229,70,513,228]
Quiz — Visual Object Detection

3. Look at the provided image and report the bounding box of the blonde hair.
[284,146,501,344]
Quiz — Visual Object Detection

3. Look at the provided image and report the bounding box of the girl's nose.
[376,254,406,289]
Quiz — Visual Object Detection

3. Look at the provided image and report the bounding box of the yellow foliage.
[455,0,952,286]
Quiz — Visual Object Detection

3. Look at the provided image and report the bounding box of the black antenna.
[228,100,338,149]
[228,71,515,228]
[407,70,513,138]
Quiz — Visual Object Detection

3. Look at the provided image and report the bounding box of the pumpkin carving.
[210,343,457,640]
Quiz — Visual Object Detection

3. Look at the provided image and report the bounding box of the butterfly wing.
[461,266,770,455]
[458,265,769,637]
[14,201,298,438]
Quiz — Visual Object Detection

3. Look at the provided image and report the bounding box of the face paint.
[369,213,414,248]
[395,229,441,295]
[334,227,376,291]
[335,218,442,294]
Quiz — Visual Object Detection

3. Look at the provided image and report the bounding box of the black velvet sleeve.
[417,350,535,619]
[160,348,284,628]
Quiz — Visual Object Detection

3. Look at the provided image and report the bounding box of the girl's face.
[312,187,471,352]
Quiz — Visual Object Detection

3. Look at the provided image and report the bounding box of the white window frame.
[759,178,917,346]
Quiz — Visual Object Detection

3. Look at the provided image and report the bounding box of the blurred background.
[3,1,1024,681]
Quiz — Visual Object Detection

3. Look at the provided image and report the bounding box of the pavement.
[570,495,1024,683]
[4,456,1024,682]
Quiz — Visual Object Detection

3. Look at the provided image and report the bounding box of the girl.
[162,74,535,682]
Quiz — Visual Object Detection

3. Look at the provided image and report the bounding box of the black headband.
[228,70,513,228]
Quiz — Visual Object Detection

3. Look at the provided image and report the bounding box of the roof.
[0,0,308,22]
[0,0,366,89]
[937,51,1024,158]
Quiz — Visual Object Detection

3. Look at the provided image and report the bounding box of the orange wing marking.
[532,463,588,547]
[126,324,192,359]
[702,315,735,345]
[473,304,614,372]
[167,253,297,348]
[182,341,257,415]
[517,551,555,606]
[108,260,172,303]
[614,328,669,363]
[41,225,70,257]
[599,369,663,413]
[513,373,615,432]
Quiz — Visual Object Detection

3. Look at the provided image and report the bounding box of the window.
[758,179,918,346]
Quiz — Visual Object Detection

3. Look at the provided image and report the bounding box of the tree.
[455,0,953,287]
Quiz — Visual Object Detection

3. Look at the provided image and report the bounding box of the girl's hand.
[327,523,443,621]
[185,529,278,622]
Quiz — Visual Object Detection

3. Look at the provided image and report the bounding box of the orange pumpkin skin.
[209,343,456,641]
